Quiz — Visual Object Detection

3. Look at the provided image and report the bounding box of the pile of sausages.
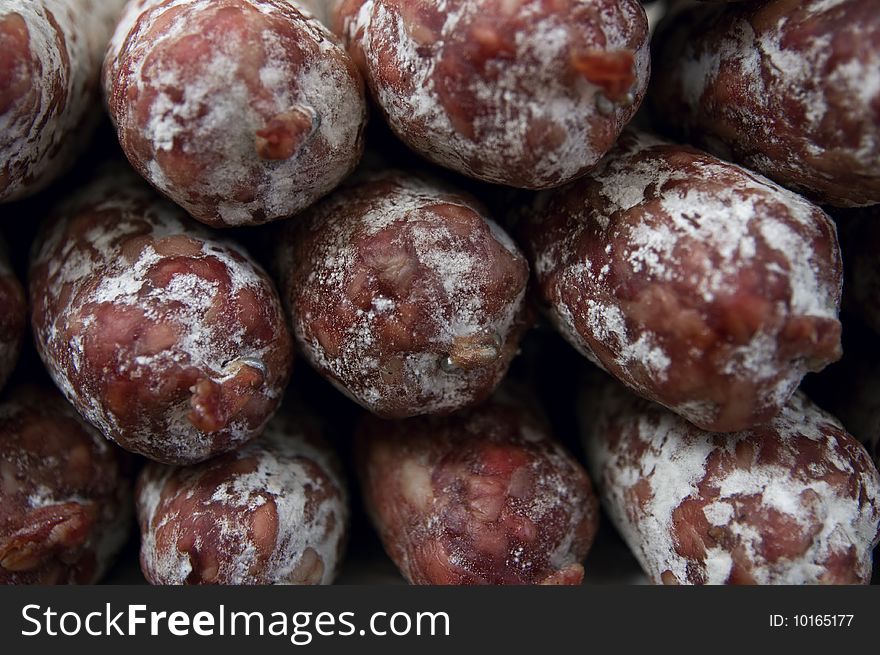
[0,0,878,586]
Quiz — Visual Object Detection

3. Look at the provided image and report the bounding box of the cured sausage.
[333,0,650,189]
[582,380,880,585]
[521,131,842,432]
[357,393,599,584]
[651,0,880,207]
[104,0,367,227]
[277,170,530,418]
[30,170,293,464]
[0,0,126,202]
[0,386,132,585]
[137,407,348,585]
